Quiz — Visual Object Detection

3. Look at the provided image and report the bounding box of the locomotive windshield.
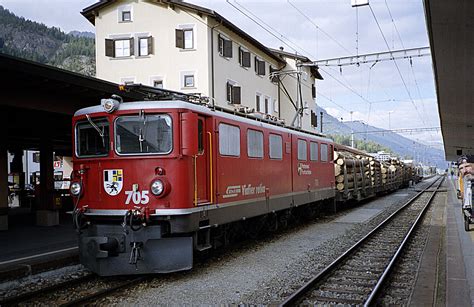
[76,117,110,157]
[115,114,172,154]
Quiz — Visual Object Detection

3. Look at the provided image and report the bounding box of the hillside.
[318,106,446,168]
[0,6,95,76]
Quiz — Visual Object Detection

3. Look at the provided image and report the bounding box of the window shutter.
[258,60,265,75]
[238,47,242,64]
[254,57,258,73]
[311,84,316,98]
[243,51,251,68]
[147,36,153,55]
[223,39,233,58]
[226,82,231,102]
[175,29,184,48]
[105,39,115,57]
[129,37,134,56]
[232,86,241,104]
[218,34,223,54]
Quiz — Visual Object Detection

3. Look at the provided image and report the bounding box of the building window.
[298,139,307,161]
[184,75,194,88]
[256,93,262,112]
[154,80,163,88]
[247,129,264,158]
[219,123,240,157]
[311,83,316,99]
[118,5,132,22]
[310,142,319,161]
[264,96,271,114]
[120,77,135,85]
[122,11,131,22]
[176,27,195,50]
[218,34,233,58]
[226,81,241,104]
[269,134,283,160]
[255,57,265,76]
[105,38,134,58]
[321,143,328,162]
[239,47,251,68]
[273,98,278,113]
[311,110,317,127]
[304,101,309,115]
[138,37,153,56]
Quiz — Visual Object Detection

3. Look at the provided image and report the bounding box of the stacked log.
[369,158,382,188]
[334,151,370,191]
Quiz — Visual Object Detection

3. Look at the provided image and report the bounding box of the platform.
[0,213,78,280]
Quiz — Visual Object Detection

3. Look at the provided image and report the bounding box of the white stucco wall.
[95,0,210,95]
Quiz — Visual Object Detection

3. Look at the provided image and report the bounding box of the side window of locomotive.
[297,139,307,161]
[198,119,204,154]
[247,129,264,158]
[310,141,319,161]
[76,118,110,157]
[321,143,329,162]
[115,114,172,154]
[269,134,283,160]
[219,123,240,157]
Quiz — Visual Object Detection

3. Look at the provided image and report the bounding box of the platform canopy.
[0,53,141,154]
[424,0,474,161]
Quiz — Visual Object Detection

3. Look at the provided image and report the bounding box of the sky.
[0,0,443,150]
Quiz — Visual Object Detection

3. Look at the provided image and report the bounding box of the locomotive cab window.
[76,118,110,157]
[297,139,307,161]
[115,114,172,155]
[321,143,329,162]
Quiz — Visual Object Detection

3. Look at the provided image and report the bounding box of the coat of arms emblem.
[103,169,123,196]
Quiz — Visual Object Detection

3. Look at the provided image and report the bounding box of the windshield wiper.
[138,110,147,153]
[86,114,105,147]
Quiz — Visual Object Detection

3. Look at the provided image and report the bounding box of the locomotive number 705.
[125,190,150,205]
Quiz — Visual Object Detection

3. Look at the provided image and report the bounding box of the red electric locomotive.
[71,87,335,276]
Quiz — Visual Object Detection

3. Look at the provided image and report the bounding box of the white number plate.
[125,190,150,205]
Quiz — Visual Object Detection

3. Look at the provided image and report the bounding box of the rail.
[280,176,444,306]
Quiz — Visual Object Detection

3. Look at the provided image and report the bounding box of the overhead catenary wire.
[384,0,432,139]
[287,1,395,108]
[368,3,426,127]
[227,0,374,121]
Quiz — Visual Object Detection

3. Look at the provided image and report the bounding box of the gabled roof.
[81,0,285,64]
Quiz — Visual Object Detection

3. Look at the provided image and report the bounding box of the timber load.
[334,149,414,201]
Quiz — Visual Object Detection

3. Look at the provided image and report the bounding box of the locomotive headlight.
[100,98,119,113]
[70,182,82,196]
[151,180,164,196]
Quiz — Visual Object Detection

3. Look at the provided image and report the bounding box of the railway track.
[280,176,444,306]
[0,273,146,306]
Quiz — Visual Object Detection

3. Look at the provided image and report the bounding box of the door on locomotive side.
[196,116,210,204]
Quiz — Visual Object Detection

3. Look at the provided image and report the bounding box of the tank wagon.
[70,86,417,276]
